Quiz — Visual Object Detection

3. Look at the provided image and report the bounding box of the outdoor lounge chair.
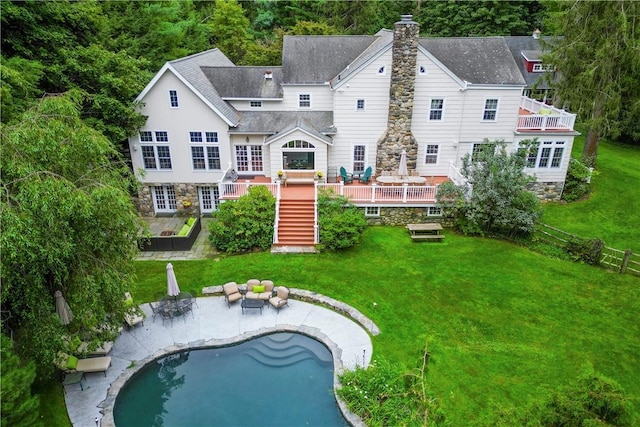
[245,279,274,301]
[339,167,353,184]
[358,166,372,184]
[77,340,113,357]
[223,282,242,308]
[57,352,112,377]
[124,292,145,329]
[269,286,290,311]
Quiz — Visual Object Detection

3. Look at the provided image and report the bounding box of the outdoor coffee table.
[241,299,264,314]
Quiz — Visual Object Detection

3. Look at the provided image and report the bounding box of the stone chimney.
[376,15,420,176]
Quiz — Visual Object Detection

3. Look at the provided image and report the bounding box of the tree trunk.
[582,128,599,168]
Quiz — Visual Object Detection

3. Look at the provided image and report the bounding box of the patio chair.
[269,286,290,311]
[149,302,161,322]
[57,352,112,377]
[124,292,145,329]
[223,282,242,308]
[358,166,372,184]
[339,167,353,184]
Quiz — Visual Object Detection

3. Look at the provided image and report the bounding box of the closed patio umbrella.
[55,290,74,325]
[398,149,408,177]
[167,263,180,297]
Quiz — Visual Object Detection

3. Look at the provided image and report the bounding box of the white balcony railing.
[316,182,438,203]
[518,96,576,131]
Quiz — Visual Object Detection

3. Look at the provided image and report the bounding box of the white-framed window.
[206,132,218,143]
[139,131,171,170]
[153,185,177,212]
[525,141,565,168]
[429,98,444,121]
[250,101,262,108]
[424,144,439,164]
[365,206,380,217]
[235,145,263,172]
[482,99,499,121]
[198,186,220,214]
[353,145,366,174]
[189,131,203,143]
[356,99,366,111]
[419,65,427,75]
[471,142,495,162]
[298,93,311,108]
[532,63,552,72]
[377,66,385,75]
[169,90,179,108]
[427,206,442,216]
[191,146,221,170]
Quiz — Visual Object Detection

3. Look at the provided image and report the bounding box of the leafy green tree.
[208,185,276,253]
[437,140,542,238]
[0,92,140,369]
[0,56,43,124]
[317,191,367,251]
[208,0,252,64]
[0,334,42,427]
[544,0,640,164]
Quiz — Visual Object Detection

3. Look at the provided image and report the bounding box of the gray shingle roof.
[503,36,557,89]
[201,67,283,99]
[330,29,394,87]
[169,49,240,125]
[420,37,526,85]
[282,35,376,83]
[230,111,334,141]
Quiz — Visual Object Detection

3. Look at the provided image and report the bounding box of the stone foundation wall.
[526,181,564,202]
[365,207,440,226]
[136,183,201,217]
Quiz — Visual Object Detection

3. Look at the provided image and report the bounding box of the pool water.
[114,332,348,426]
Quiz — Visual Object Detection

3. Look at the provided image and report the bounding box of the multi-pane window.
[192,146,206,169]
[139,130,171,170]
[472,143,494,162]
[353,145,366,174]
[189,132,203,143]
[169,90,179,108]
[153,186,177,212]
[250,101,262,108]
[424,144,439,164]
[199,186,220,213]
[298,94,311,108]
[235,145,263,172]
[207,147,221,170]
[429,99,444,120]
[206,132,218,143]
[427,206,442,216]
[365,206,380,217]
[482,99,499,121]
[356,99,365,111]
[524,141,566,169]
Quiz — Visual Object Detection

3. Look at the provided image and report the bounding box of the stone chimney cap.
[399,14,416,24]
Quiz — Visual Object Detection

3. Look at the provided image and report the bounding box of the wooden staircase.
[275,196,315,247]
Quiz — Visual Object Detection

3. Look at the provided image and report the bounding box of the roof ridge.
[169,48,229,64]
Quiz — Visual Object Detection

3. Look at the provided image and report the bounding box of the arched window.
[281,140,315,149]
[282,140,315,170]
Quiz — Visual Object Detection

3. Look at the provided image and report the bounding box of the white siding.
[456,89,522,142]
[515,134,575,182]
[273,85,333,111]
[266,130,329,178]
[227,99,283,111]
[129,71,232,184]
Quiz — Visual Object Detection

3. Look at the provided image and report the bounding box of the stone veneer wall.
[376,15,419,175]
[526,181,564,202]
[136,183,201,217]
[365,207,441,226]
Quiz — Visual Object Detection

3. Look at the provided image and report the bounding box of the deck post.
[371,183,377,202]
[620,249,632,273]
[402,183,408,203]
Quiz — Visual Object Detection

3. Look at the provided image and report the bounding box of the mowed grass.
[133,228,640,425]
[542,136,640,252]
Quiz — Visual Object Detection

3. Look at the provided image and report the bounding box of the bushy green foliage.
[338,353,445,426]
[525,367,633,426]
[208,185,276,253]
[565,237,604,265]
[562,158,594,202]
[317,191,366,251]
[1,334,43,427]
[437,140,542,239]
[1,93,139,369]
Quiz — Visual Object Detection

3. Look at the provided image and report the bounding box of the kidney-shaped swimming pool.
[114,332,348,426]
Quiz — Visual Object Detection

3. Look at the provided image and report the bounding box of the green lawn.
[542,136,640,252]
[132,229,640,425]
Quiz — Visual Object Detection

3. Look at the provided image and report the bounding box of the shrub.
[562,158,593,202]
[208,185,276,253]
[565,237,604,265]
[317,191,366,251]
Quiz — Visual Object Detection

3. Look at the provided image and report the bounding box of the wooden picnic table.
[406,223,444,241]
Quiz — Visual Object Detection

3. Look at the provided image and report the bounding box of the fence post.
[620,249,632,274]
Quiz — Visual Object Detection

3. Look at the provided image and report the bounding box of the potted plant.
[316,171,324,181]
[276,170,284,182]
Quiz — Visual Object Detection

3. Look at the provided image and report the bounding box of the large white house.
[130,15,577,240]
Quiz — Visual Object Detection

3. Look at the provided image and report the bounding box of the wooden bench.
[410,234,445,241]
[284,171,315,186]
[406,223,444,242]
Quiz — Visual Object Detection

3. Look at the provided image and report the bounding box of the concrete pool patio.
[64,293,377,427]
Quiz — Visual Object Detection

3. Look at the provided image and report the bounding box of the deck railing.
[219,181,279,200]
[518,96,576,131]
[317,182,438,203]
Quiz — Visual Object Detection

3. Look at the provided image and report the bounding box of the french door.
[235,145,263,173]
[198,186,220,214]
[153,186,177,213]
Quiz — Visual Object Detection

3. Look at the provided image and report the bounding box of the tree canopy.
[544,0,640,165]
[0,92,141,368]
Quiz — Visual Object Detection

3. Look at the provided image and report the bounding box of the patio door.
[198,186,219,214]
[153,185,177,213]
[235,145,263,173]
